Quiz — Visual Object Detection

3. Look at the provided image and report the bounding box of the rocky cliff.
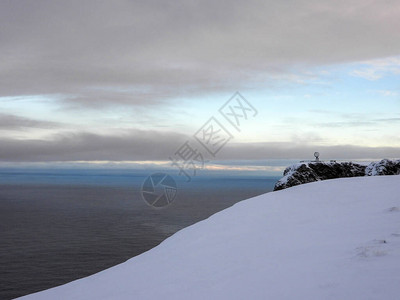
[274,159,400,191]
[365,159,400,176]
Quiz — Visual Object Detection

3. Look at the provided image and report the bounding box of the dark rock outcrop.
[365,159,400,176]
[274,159,400,191]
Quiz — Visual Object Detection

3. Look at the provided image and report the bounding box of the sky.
[0,0,399,173]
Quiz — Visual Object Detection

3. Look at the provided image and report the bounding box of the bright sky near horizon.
[0,0,399,170]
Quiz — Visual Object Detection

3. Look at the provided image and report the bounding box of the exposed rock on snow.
[274,161,366,191]
[274,159,400,191]
[365,159,400,176]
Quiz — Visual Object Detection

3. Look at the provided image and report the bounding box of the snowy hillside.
[20,176,400,300]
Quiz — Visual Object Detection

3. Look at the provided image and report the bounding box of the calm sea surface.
[0,168,278,299]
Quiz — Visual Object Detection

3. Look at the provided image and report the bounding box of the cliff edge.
[274,159,400,191]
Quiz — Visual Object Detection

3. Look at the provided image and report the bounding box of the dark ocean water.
[0,168,279,299]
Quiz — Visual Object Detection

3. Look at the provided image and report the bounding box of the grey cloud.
[221,142,400,160]
[0,113,61,130]
[1,0,400,107]
[373,118,400,122]
[316,121,374,128]
[316,117,400,128]
[0,130,397,162]
[0,130,188,162]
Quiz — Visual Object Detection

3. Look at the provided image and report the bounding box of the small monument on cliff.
[314,152,320,162]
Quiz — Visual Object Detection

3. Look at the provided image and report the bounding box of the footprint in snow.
[355,239,389,258]
[387,206,400,212]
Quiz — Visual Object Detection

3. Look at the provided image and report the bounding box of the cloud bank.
[0,113,61,130]
[1,0,400,106]
[0,131,397,162]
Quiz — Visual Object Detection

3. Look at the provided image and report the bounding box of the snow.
[19,176,400,300]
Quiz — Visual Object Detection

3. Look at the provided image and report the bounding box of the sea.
[0,168,279,299]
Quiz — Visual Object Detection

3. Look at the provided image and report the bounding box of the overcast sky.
[0,0,399,169]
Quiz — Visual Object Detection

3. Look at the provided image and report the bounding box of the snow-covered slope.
[20,176,400,300]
